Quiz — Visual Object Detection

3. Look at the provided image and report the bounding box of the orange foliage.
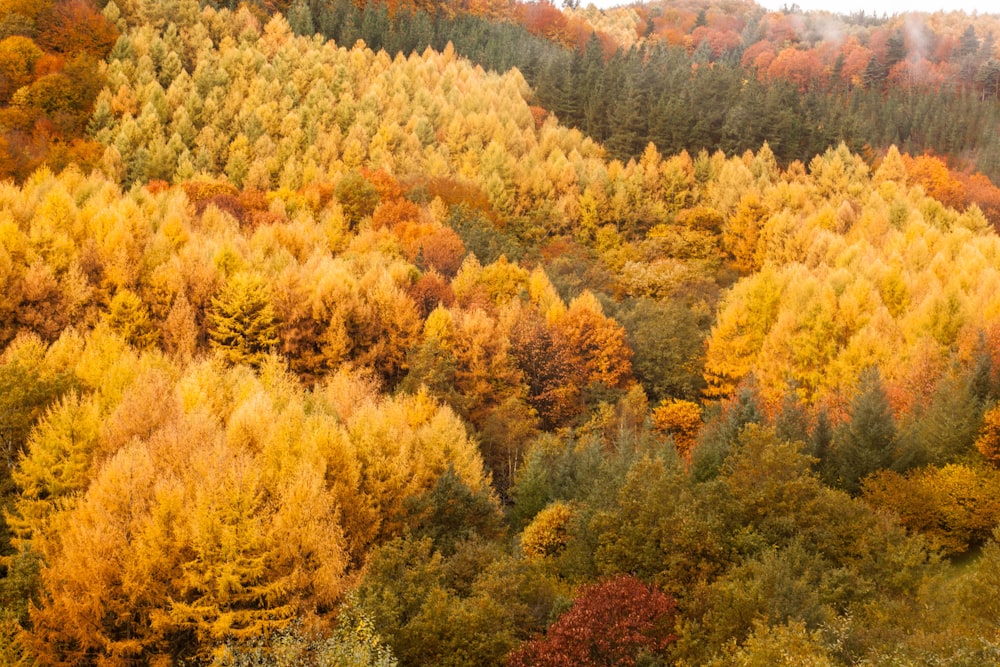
[553,292,633,390]
[35,0,118,57]
[181,179,242,213]
[528,105,548,130]
[33,52,65,78]
[976,403,1000,466]
[372,198,422,229]
[0,36,43,103]
[691,26,741,58]
[509,309,579,428]
[426,176,495,216]
[863,464,1000,555]
[394,221,467,276]
[866,26,893,63]
[762,13,800,46]
[741,40,775,71]
[838,38,874,87]
[657,27,690,48]
[958,172,1000,228]
[407,271,455,317]
[898,152,1000,228]
[0,0,115,181]
[652,398,702,460]
[362,168,404,200]
[462,0,517,21]
[0,0,54,21]
[883,339,946,417]
[519,1,571,48]
[903,153,966,210]
[146,179,171,196]
[705,9,743,33]
[300,181,337,210]
[766,47,824,91]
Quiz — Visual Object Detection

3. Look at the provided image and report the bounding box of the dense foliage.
[266,0,1000,186]
[4,0,1000,665]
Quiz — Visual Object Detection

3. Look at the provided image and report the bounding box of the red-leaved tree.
[505,575,677,667]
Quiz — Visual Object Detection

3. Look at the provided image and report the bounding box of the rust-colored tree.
[976,402,1000,466]
[552,291,634,390]
[34,0,118,57]
[505,575,677,667]
[902,153,966,210]
[509,307,579,428]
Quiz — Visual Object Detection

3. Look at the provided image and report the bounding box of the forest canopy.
[3,0,1000,665]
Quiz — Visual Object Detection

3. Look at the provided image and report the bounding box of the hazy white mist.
[581,0,997,15]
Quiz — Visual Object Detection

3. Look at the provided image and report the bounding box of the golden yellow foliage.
[652,399,703,459]
[520,501,574,559]
[975,402,1000,466]
[862,464,1000,555]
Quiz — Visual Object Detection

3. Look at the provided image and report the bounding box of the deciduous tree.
[505,575,677,667]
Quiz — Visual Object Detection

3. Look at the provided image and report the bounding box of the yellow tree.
[104,289,159,350]
[976,403,1000,466]
[10,390,101,544]
[722,192,769,274]
[345,389,491,543]
[26,364,353,665]
[449,308,525,428]
[652,399,703,460]
[208,272,279,368]
[704,267,785,398]
[520,501,574,559]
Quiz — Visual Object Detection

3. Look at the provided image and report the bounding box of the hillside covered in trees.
[4,0,1000,665]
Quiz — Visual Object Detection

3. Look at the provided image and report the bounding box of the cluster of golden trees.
[705,144,1000,413]
[13,340,487,663]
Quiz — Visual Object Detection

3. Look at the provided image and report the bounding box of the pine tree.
[959,25,981,58]
[105,289,159,350]
[809,408,835,484]
[287,0,316,37]
[775,387,809,445]
[208,273,280,368]
[833,367,897,494]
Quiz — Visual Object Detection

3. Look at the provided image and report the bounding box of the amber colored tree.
[520,1,571,47]
[836,38,874,87]
[766,47,825,91]
[505,575,677,667]
[372,198,421,230]
[741,40,775,71]
[902,153,966,210]
[690,26,741,59]
[961,173,1000,227]
[509,307,580,428]
[448,308,525,428]
[395,222,467,277]
[762,13,799,45]
[976,402,1000,466]
[553,291,633,390]
[652,399,703,460]
[863,464,1000,555]
[0,36,42,104]
[34,0,118,57]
